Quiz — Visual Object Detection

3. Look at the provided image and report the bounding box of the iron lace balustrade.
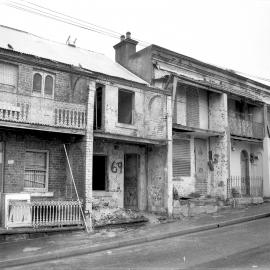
[227,176,263,198]
[228,112,264,139]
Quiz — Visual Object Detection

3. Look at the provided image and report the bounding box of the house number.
[111,160,123,173]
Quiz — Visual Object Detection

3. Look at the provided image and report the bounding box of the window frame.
[23,149,49,192]
[0,62,18,89]
[118,89,134,125]
[32,71,55,98]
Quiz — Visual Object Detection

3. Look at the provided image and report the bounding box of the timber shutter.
[173,139,191,177]
[186,86,199,128]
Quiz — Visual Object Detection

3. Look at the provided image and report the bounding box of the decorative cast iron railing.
[6,200,83,229]
[227,176,263,198]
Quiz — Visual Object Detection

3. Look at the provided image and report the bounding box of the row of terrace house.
[0,26,169,230]
[114,35,270,214]
[1,25,270,231]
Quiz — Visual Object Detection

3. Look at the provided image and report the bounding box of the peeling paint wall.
[147,145,167,212]
[103,83,167,140]
[230,140,263,178]
[209,93,229,198]
[93,139,147,211]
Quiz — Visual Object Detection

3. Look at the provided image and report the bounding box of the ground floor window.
[173,139,191,177]
[92,155,107,191]
[24,150,48,191]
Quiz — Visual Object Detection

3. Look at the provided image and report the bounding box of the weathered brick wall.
[1,129,84,200]
[4,60,88,105]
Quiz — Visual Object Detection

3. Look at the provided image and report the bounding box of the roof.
[0,25,148,85]
[151,44,270,89]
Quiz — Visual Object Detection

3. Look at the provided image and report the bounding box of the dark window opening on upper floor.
[92,155,107,191]
[94,86,103,130]
[118,89,134,124]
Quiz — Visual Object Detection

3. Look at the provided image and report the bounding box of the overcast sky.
[0,0,269,80]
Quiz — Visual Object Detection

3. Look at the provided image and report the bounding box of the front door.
[124,154,139,209]
[194,139,208,195]
[241,150,250,195]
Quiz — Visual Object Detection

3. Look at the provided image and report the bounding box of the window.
[118,89,134,124]
[94,86,103,130]
[24,150,49,191]
[92,155,107,191]
[32,71,54,97]
[0,62,18,87]
[173,139,191,177]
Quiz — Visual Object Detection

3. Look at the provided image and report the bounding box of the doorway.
[240,150,250,195]
[124,154,139,209]
[194,138,208,195]
[92,155,107,191]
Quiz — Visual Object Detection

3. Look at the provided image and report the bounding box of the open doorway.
[92,155,107,191]
[241,150,250,195]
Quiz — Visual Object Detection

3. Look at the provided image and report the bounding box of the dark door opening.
[124,154,139,209]
[92,155,107,191]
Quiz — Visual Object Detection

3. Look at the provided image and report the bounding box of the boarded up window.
[173,139,191,177]
[186,86,199,128]
[0,63,18,87]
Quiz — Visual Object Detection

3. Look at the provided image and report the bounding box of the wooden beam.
[171,76,178,121]
[264,104,268,138]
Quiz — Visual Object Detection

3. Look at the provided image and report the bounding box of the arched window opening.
[33,73,42,93]
[44,75,53,96]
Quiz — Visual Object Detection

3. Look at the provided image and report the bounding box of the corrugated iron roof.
[0,25,148,85]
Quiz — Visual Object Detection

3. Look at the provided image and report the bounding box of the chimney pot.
[120,35,125,41]
[126,31,131,39]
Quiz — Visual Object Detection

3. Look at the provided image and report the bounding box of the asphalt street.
[7,217,270,270]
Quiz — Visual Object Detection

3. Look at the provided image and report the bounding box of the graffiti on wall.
[111,159,123,173]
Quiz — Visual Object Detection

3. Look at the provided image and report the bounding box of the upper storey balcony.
[228,99,264,140]
[0,91,86,135]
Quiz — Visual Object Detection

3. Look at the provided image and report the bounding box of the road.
[8,217,270,269]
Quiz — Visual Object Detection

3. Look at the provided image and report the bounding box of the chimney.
[113,32,138,68]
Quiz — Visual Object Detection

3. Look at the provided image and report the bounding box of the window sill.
[21,191,54,197]
[93,191,113,197]
[115,123,137,130]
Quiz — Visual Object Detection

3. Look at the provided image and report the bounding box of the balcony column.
[263,104,270,197]
[83,80,96,230]
[167,94,173,215]
[263,138,270,197]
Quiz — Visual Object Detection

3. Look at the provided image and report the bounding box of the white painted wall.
[230,140,263,178]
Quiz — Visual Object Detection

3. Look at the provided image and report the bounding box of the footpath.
[0,203,270,268]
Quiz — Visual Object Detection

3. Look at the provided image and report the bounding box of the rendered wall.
[93,139,147,211]
[103,83,167,140]
[209,93,229,198]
